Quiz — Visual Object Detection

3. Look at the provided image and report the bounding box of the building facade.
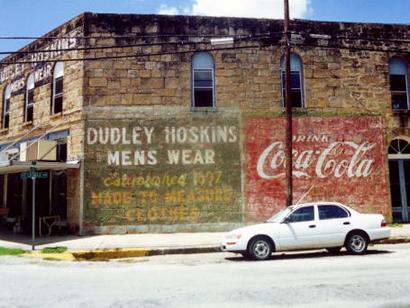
[0,13,409,235]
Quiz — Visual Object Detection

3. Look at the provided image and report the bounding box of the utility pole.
[283,0,293,206]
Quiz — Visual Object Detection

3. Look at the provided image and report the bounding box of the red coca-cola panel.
[245,117,389,221]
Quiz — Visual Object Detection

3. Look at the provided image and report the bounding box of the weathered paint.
[83,114,242,232]
[245,116,390,221]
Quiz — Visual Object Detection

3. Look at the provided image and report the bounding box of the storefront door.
[389,160,410,222]
[388,139,410,223]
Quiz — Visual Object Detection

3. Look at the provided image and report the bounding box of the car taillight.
[381,219,386,227]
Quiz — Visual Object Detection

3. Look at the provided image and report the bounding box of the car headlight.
[226,233,242,240]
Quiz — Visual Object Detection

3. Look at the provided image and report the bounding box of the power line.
[0,44,263,66]
[0,34,275,56]
[0,33,280,40]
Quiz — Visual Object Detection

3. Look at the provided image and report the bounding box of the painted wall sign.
[0,36,79,85]
[245,117,389,221]
[84,115,242,229]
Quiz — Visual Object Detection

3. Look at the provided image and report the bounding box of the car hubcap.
[350,235,365,252]
[253,240,270,258]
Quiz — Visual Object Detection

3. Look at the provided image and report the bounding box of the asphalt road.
[1,243,410,308]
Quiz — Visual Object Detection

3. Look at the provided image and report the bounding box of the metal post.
[32,177,36,251]
[284,0,293,206]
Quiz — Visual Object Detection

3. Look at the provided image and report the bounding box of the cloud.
[158,5,180,15]
[191,0,312,19]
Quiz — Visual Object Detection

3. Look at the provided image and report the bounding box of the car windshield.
[266,207,293,223]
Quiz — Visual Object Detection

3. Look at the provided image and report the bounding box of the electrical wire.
[0,34,275,56]
[0,44,264,65]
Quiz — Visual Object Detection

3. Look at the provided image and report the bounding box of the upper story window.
[25,74,35,122]
[389,57,409,110]
[52,62,64,114]
[2,85,11,129]
[192,52,215,108]
[281,53,304,108]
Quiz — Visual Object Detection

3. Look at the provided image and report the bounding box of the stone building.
[0,13,409,235]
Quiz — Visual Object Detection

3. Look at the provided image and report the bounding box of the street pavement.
[0,243,409,307]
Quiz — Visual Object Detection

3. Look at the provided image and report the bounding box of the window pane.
[55,77,63,94]
[54,96,63,114]
[390,75,407,92]
[194,88,213,107]
[26,106,33,122]
[5,98,10,112]
[4,114,9,129]
[319,205,348,220]
[389,161,403,209]
[282,71,302,90]
[27,89,34,106]
[392,93,408,110]
[289,206,314,222]
[283,90,303,108]
[290,72,301,89]
[194,70,213,87]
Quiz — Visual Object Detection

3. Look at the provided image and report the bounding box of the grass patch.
[40,246,68,254]
[0,247,25,256]
[388,224,403,228]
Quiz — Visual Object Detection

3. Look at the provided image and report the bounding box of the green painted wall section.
[83,112,242,231]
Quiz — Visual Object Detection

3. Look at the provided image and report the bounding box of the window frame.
[280,53,305,108]
[192,52,215,108]
[389,57,409,110]
[2,85,11,129]
[51,62,64,115]
[25,74,35,122]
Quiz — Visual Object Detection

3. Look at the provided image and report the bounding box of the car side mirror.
[282,217,291,224]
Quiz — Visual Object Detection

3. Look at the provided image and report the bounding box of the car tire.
[345,232,369,255]
[326,247,342,254]
[248,236,273,261]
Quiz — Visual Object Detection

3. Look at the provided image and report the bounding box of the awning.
[0,160,80,174]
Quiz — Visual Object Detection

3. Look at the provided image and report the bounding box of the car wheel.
[345,233,369,255]
[248,236,273,261]
[326,247,342,254]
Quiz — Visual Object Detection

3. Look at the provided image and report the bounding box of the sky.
[1,0,410,57]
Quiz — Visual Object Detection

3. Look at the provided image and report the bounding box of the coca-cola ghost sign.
[257,141,375,179]
[246,117,389,221]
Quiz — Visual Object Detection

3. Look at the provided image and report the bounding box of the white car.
[221,202,390,260]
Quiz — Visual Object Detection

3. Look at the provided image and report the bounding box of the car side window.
[288,206,314,223]
[318,205,349,220]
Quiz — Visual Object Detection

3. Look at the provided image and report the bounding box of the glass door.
[389,160,410,222]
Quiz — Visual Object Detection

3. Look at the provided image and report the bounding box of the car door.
[278,205,322,250]
[316,204,351,247]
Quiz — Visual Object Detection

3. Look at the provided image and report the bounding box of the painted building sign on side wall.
[84,115,242,231]
[245,117,389,221]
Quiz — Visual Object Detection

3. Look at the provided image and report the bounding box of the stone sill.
[0,128,9,135]
[50,112,63,120]
[190,107,218,113]
[22,121,33,128]
[392,109,410,115]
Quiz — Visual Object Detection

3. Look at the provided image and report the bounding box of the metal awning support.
[0,160,80,174]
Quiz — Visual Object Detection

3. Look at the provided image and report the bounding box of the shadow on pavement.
[0,229,93,246]
[225,249,393,262]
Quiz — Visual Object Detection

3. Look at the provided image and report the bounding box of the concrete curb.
[72,246,221,261]
[378,237,410,245]
[20,238,410,261]
[23,245,222,261]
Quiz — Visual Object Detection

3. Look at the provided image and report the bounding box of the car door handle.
[309,225,316,228]
[343,222,350,225]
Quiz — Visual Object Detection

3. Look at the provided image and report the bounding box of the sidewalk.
[0,225,409,261]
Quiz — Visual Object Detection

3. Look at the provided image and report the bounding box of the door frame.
[388,155,410,222]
